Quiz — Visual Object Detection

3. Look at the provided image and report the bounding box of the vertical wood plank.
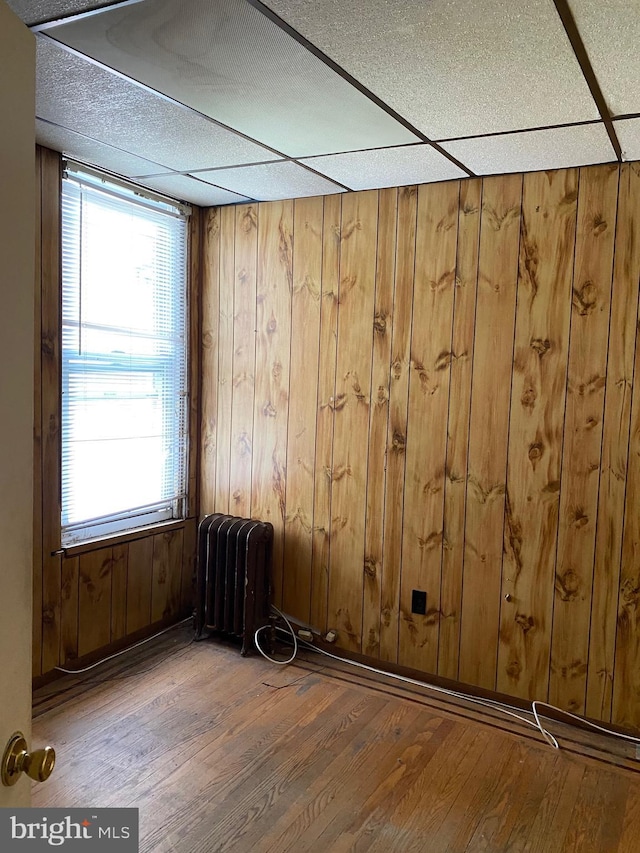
[33,146,43,677]
[283,197,323,623]
[310,195,340,632]
[181,518,198,614]
[151,529,184,622]
[215,205,236,515]
[612,308,640,728]
[200,207,220,517]
[362,187,397,657]
[398,180,459,672]
[498,168,578,701]
[41,146,62,673]
[110,543,128,642]
[59,556,78,664]
[549,164,618,713]
[458,173,522,688]
[379,186,416,663]
[328,190,378,650]
[587,163,640,721]
[229,204,257,517]
[188,207,202,518]
[252,200,293,608]
[126,536,154,634]
[78,547,113,657]
[439,178,482,680]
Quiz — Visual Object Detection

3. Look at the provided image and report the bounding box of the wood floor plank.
[33,628,640,853]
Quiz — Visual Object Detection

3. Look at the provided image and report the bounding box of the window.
[60,164,189,545]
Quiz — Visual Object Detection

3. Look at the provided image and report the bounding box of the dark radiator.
[195,513,273,655]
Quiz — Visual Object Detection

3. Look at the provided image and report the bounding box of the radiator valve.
[324,630,337,643]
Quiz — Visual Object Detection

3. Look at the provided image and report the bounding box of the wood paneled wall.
[33,147,200,678]
[201,162,640,728]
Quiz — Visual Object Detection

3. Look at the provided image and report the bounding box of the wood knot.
[391,358,402,380]
[363,558,377,579]
[528,442,543,464]
[373,313,387,334]
[506,659,522,680]
[392,431,406,452]
[435,351,453,371]
[530,338,551,357]
[267,313,277,334]
[375,385,389,405]
[572,508,588,528]
[515,613,534,634]
[263,401,277,418]
[593,214,607,235]
[555,569,580,601]
[521,387,537,410]
[573,281,598,316]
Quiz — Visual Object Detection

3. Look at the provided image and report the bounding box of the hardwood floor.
[32,626,640,852]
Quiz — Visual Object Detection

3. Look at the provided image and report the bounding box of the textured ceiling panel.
[614,119,640,161]
[36,37,281,172]
[6,0,123,26]
[263,0,599,139]
[568,0,640,117]
[44,0,419,157]
[442,124,615,175]
[195,161,345,200]
[300,144,465,190]
[36,118,169,177]
[133,173,250,206]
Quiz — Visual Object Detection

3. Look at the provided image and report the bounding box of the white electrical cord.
[254,607,558,747]
[254,606,298,665]
[53,616,193,675]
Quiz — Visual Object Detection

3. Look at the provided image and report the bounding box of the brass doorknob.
[1,732,55,786]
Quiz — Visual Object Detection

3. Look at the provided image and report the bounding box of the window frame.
[58,162,194,548]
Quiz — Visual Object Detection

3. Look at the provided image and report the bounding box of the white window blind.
[61,165,189,546]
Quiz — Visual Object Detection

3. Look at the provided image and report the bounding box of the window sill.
[61,517,193,558]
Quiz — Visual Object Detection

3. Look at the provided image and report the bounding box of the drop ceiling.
[8,0,640,206]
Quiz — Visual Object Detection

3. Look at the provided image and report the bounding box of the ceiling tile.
[263,0,599,140]
[300,145,466,190]
[133,174,250,207]
[43,0,419,157]
[441,124,615,175]
[194,161,345,200]
[36,118,169,177]
[568,0,640,117]
[6,0,113,26]
[614,119,640,161]
[36,36,281,172]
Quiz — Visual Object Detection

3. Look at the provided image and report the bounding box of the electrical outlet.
[411,589,427,615]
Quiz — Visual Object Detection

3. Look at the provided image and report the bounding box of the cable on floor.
[254,605,640,753]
